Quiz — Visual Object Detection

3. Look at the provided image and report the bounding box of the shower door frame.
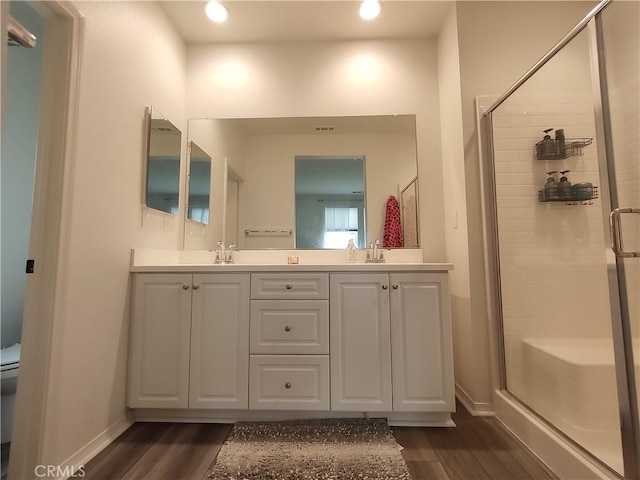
[479,0,640,478]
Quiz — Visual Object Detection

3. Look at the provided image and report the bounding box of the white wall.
[34,0,187,467]
[437,5,488,413]
[186,39,446,260]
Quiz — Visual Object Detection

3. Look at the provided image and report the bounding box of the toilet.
[1,344,20,444]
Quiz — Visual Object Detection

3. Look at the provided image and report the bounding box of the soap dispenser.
[346,238,358,263]
[544,171,559,200]
[558,169,572,200]
[536,128,556,160]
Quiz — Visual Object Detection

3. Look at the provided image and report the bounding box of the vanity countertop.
[130,248,453,273]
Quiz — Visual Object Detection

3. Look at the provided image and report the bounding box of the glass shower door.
[599,2,640,478]
[483,1,639,475]
[487,16,637,475]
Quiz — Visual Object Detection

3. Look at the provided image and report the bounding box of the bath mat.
[207,418,411,480]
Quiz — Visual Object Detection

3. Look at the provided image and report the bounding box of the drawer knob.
[392,284,399,290]
[285,284,293,290]
[285,382,292,389]
[182,284,190,290]
[284,325,291,332]
[192,284,200,290]
[382,284,388,290]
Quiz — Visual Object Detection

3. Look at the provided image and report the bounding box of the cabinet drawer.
[251,273,328,300]
[250,300,329,354]
[249,355,329,410]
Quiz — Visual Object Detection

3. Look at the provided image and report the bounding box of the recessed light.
[359,0,381,20]
[204,1,229,23]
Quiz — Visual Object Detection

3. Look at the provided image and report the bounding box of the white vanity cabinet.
[128,256,455,425]
[128,273,250,409]
[249,273,330,410]
[329,272,454,412]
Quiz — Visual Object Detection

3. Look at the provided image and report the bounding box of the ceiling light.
[204,1,229,23]
[359,0,381,20]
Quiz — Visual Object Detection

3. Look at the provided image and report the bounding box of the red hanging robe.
[383,195,403,248]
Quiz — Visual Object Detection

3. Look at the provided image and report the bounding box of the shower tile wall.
[493,92,613,411]
[493,92,611,390]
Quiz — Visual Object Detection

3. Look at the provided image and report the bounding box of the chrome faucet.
[215,241,236,264]
[365,239,385,263]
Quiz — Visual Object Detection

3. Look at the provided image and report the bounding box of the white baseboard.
[53,413,134,480]
[455,383,495,416]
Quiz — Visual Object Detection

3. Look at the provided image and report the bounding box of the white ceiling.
[160,1,452,44]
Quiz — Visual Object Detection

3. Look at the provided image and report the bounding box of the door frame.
[2,1,84,478]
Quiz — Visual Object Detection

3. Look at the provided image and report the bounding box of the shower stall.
[480,0,639,478]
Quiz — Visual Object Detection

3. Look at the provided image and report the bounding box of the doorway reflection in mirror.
[295,156,365,249]
[187,141,212,224]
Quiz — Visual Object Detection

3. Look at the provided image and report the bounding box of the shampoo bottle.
[558,169,572,200]
[537,128,556,160]
[544,171,559,200]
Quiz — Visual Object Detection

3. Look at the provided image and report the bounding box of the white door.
[390,273,454,411]
[330,273,392,411]
[189,273,250,409]
[128,274,192,408]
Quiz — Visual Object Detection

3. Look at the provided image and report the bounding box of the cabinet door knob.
[285,382,292,389]
[182,284,190,290]
[285,284,293,290]
[392,284,399,289]
[382,284,388,290]
[284,325,291,332]
[192,284,200,290]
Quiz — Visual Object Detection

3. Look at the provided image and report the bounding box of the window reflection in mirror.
[146,107,181,215]
[187,141,211,225]
[295,156,365,249]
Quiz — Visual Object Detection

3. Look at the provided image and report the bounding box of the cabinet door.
[390,273,454,411]
[189,273,250,409]
[128,274,192,408]
[330,273,392,411]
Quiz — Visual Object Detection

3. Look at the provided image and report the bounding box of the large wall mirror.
[186,114,419,249]
[145,106,181,215]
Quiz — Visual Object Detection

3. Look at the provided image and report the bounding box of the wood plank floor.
[83,403,557,480]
